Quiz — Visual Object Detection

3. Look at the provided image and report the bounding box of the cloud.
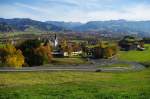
[0,0,150,22]
[87,4,150,21]
[44,0,78,7]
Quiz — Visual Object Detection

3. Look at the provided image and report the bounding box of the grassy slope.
[0,69,150,99]
[118,44,150,63]
[51,58,88,65]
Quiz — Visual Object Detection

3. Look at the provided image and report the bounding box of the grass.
[51,58,89,65]
[118,44,150,63]
[0,68,150,99]
[0,31,46,38]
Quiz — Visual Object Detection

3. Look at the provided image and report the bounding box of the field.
[118,44,150,63]
[0,68,150,99]
[0,31,44,37]
[51,58,89,65]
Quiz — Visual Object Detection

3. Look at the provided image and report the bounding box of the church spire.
[54,34,58,47]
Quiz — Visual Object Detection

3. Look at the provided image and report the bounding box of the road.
[0,59,146,72]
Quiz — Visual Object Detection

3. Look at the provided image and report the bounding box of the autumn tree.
[35,43,52,64]
[0,44,24,68]
[18,39,52,66]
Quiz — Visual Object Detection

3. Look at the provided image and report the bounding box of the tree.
[35,44,52,64]
[18,39,52,66]
[104,47,113,58]
[0,44,24,68]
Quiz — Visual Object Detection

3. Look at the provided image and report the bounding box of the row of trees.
[0,40,52,68]
[83,42,118,59]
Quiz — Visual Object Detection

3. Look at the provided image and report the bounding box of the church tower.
[54,34,58,47]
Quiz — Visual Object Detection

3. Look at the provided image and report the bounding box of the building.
[119,36,145,51]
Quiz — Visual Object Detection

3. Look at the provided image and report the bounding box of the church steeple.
[54,34,58,47]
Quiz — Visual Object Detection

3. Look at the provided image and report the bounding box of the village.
[0,32,146,68]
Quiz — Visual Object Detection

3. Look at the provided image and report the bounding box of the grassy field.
[50,58,89,65]
[118,44,150,63]
[0,31,44,37]
[0,68,150,99]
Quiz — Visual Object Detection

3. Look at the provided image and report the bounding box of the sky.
[0,0,150,22]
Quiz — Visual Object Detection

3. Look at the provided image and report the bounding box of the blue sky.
[0,0,150,22]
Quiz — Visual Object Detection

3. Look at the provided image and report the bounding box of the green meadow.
[51,58,89,65]
[118,44,150,63]
[0,69,150,99]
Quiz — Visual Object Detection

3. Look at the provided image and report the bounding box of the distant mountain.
[0,18,64,32]
[1,18,150,37]
[73,20,150,36]
[46,21,83,29]
[0,22,13,32]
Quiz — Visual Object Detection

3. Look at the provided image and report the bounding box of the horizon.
[0,0,150,22]
[2,18,150,24]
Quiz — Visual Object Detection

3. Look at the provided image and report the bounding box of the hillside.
[1,18,150,37]
[46,21,83,30]
[0,18,64,32]
[72,20,150,36]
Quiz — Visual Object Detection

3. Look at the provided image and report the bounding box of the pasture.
[118,44,150,67]
[51,58,89,65]
[0,68,150,99]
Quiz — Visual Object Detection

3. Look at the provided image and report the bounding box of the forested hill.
[1,18,150,37]
[0,18,64,32]
[72,20,150,36]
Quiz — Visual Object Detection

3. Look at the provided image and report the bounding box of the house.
[71,51,82,56]
[119,36,145,51]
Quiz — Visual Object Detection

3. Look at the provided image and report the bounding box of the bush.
[0,44,24,68]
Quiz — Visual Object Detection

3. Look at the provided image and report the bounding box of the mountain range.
[0,18,63,32]
[0,18,150,37]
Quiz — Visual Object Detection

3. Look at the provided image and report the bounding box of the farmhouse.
[119,36,145,51]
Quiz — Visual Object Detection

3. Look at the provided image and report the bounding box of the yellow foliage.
[3,44,17,54]
[35,44,52,63]
[104,47,113,58]
[0,44,24,68]
[5,51,24,68]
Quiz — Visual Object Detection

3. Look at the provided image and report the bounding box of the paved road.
[0,59,146,72]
